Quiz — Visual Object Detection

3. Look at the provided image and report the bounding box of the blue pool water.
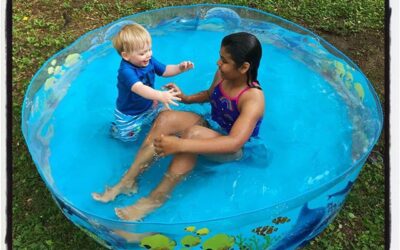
[22,5,383,249]
[43,29,352,223]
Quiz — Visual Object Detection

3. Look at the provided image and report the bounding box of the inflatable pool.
[22,4,383,249]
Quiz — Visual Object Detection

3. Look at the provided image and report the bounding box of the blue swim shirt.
[116,57,166,116]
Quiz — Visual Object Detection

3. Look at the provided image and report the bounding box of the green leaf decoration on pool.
[202,234,235,250]
[51,59,57,66]
[196,227,210,235]
[184,226,196,233]
[44,77,56,91]
[140,234,176,250]
[64,53,81,67]
[354,82,365,101]
[235,234,273,250]
[333,61,345,78]
[181,235,201,247]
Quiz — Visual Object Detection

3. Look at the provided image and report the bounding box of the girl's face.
[217,46,241,80]
[122,44,153,67]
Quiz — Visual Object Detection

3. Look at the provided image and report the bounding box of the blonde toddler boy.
[111,23,194,141]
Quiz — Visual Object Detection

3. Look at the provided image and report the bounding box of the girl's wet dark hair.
[221,32,262,89]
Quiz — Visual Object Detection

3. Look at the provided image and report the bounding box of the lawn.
[12,0,385,249]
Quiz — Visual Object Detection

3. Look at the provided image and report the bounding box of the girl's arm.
[154,89,265,155]
[162,61,194,77]
[180,99,262,154]
[131,82,181,109]
[164,70,222,104]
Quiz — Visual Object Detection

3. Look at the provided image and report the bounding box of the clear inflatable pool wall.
[22,4,383,250]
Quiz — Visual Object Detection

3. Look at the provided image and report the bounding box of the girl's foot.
[113,230,153,243]
[115,198,162,221]
[91,182,137,203]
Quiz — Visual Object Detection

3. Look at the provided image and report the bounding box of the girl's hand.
[179,61,194,72]
[159,89,181,110]
[154,134,181,157]
[163,83,188,103]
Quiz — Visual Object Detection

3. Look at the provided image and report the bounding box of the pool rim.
[21,3,384,225]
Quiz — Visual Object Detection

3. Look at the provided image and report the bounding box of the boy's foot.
[92,182,138,203]
[115,198,162,221]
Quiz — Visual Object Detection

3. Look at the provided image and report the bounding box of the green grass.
[12,0,385,249]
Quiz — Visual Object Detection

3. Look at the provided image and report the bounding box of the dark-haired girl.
[92,32,265,221]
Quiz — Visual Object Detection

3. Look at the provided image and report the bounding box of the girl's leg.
[115,125,221,221]
[92,111,204,202]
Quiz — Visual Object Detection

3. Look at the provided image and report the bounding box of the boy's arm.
[162,61,194,77]
[131,82,181,109]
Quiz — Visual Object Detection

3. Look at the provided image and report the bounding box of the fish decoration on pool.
[328,181,354,199]
[344,71,354,89]
[271,203,326,250]
[43,53,81,92]
[272,216,291,224]
[180,226,234,249]
[252,225,278,236]
[201,233,235,250]
[354,82,365,101]
[331,60,366,102]
[196,227,210,236]
[64,53,81,67]
[181,235,201,248]
[184,226,196,233]
[271,179,356,249]
[251,216,291,236]
[140,234,176,250]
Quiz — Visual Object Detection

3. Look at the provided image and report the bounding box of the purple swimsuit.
[210,81,262,137]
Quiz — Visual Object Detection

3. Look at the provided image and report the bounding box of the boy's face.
[122,44,152,67]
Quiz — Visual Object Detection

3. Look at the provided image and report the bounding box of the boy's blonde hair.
[113,23,151,55]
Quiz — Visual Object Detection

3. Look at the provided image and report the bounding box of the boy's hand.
[159,89,181,110]
[179,61,194,72]
[164,83,188,103]
[164,83,183,96]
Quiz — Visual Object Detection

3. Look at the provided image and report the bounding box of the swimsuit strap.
[235,86,251,102]
[217,80,251,102]
[236,82,261,101]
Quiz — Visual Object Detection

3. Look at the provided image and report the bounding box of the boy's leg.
[92,111,204,202]
[115,125,222,220]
